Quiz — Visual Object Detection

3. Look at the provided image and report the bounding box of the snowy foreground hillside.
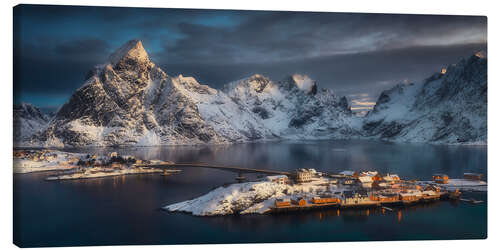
[14,40,486,147]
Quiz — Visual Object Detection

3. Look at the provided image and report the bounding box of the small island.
[165,169,486,216]
[13,149,179,180]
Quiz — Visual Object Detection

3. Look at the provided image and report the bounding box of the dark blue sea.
[13,140,487,247]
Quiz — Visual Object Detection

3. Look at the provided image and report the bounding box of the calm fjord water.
[13,140,487,247]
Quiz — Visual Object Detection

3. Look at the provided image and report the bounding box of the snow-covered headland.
[13,150,84,174]
[13,149,177,180]
[45,167,165,181]
[165,170,487,216]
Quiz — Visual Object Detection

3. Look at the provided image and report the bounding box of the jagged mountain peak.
[108,39,150,66]
[248,74,270,81]
[224,74,274,94]
[171,74,217,95]
[281,74,317,95]
[14,103,50,144]
[14,103,49,121]
[16,102,36,111]
[475,50,486,59]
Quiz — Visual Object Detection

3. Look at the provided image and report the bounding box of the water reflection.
[14,141,487,246]
[62,140,487,180]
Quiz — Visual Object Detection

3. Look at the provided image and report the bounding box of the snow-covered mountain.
[23,40,354,147]
[17,40,486,147]
[224,74,356,139]
[363,52,487,144]
[14,103,50,143]
[28,41,256,146]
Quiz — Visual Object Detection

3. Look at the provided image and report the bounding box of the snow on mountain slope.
[14,103,50,143]
[224,74,358,139]
[290,74,317,94]
[26,40,282,147]
[164,74,278,141]
[363,52,487,144]
[29,40,220,146]
[18,40,486,147]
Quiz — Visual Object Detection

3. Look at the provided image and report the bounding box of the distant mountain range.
[14,40,487,147]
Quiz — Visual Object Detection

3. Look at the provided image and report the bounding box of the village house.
[269,175,288,185]
[382,174,401,184]
[360,171,382,181]
[292,169,313,183]
[370,192,399,202]
[342,190,371,205]
[424,184,441,193]
[343,178,356,185]
[312,196,340,204]
[432,174,449,184]
[292,197,307,206]
[358,175,374,184]
[399,190,422,201]
[339,170,357,177]
[275,198,291,208]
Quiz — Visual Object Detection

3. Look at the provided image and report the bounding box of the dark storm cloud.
[13,5,487,108]
[156,12,486,64]
[14,37,112,98]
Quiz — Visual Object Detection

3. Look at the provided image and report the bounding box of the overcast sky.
[14,5,486,111]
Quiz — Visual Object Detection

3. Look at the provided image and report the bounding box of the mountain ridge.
[14,40,486,147]
[363,52,486,144]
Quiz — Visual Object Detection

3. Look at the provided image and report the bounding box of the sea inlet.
[13,140,487,247]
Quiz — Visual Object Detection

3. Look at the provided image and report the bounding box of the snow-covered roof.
[361,171,378,176]
[266,175,288,181]
[383,174,400,181]
[359,176,374,183]
[276,198,291,202]
[422,190,437,195]
[340,170,355,176]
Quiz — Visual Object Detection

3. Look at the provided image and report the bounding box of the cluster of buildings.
[14,149,176,178]
[75,152,155,169]
[14,150,64,162]
[13,150,80,166]
[272,169,465,211]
